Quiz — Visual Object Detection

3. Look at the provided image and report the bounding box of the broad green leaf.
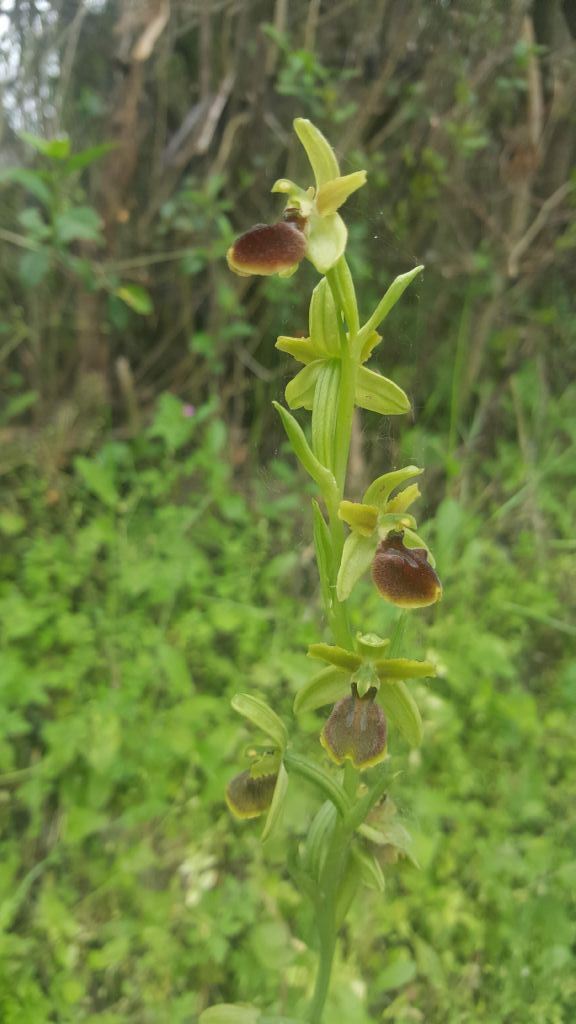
[305,212,348,274]
[374,658,436,680]
[64,142,115,173]
[18,248,51,287]
[336,530,378,601]
[309,278,340,356]
[231,693,288,752]
[338,500,378,536]
[308,643,362,672]
[364,465,423,508]
[54,206,103,243]
[316,170,367,215]
[261,761,288,841]
[74,456,118,509]
[311,360,340,470]
[273,402,338,505]
[115,284,154,315]
[293,117,339,187]
[377,680,423,747]
[0,167,52,206]
[285,360,322,410]
[19,131,71,159]
[355,366,410,415]
[293,666,350,714]
[199,1006,260,1024]
[356,265,424,353]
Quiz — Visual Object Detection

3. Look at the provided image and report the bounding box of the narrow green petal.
[338,500,379,536]
[336,531,378,602]
[373,657,436,680]
[385,483,421,514]
[293,118,340,187]
[275,335,317,365]
[316,170,367,215]
[308,643,362,672]
[355,366,410,416]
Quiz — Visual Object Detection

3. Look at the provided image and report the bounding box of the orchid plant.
[200,119,442,1024]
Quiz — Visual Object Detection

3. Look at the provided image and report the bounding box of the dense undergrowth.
[1,381,575,1023]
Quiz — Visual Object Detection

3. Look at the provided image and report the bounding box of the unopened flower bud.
[372,530,442,608]
[226,221,307,277]
[226,769,277,819]
[321,684,387,770]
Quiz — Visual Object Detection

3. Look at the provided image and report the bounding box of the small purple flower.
[182,403,196,418]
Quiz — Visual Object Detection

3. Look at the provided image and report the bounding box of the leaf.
[309,277,340,356]
[54,206,103,244]
[261,761,289,841]
[18,248,51,287]
[356,265,424,351]
[19,131,71,159]
[311,499,335,619]
[308,643,362,672]
[363,465,423,508]
[199,1006,261,1024]
[377,680,423,747]
[115,284,154,315]
[231,693,288,752]
[272,402,338,505]
[305,212,348,274]
[293,117,340,187]
[74,456,119,509]
[293,666,350,714]
[64,142,116,173]
[18,207,51,239]
[336,531,378,601]
[285,360,323,410]
[316,170,367,215]
[0,167,52,206]
[311,359,340,470]
[355,366,410,416]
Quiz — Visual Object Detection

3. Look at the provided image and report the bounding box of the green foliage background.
[0,1,575,1021]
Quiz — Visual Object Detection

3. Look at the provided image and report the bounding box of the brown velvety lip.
[372,531,442,608]
[227,221,307,275]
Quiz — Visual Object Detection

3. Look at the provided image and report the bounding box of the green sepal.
[275,335,317,365]
[316,170,367,215]
[311,360,340,470]
[273,402,338,506]
[355,366,410,416]
[285,360,323,410]
[309,277,340,356]
[308,643,362,672]
[350,843,386,892]
[377,681,423,747]
[306,212,348,274]
[293,665,351,714]
[374,657,436,681]
[350,660,380,698]
[293,117,340,187]
[355,265,424,354]
[358,820,418,868]
[356,633,391,657]
[199,1005,261,1024]
[261,761,289,841]
[338,500,379,536]
[231,693,288,752]
[336,530,378,601]
[363,466,423,508]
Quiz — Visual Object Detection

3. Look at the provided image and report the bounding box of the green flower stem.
[283,752,350,817]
